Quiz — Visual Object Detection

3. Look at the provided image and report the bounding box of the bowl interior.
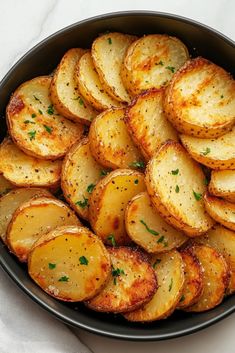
[0,11,235,341]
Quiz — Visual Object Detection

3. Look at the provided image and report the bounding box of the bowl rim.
[0,10,235,341]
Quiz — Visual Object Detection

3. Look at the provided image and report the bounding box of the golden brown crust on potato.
[125,192,187,253]
[89,169,146,245]
[89,108,144,169]
[180,127,235,170]
[185,245,228,312]
[50,48,97,124]
[6,76,84,160]
[145,141,214,237]
[61,137,102,220]
[209,170,235,202]
[125,89,178,160]
[0,138,62,187]
[204,193,235,231]
[28,226,111,302]
[124,250,184,322]
[164,57,235,138]
[86,247,157,313]
[177,249,203,309]
[92,32,136,103]
[6,197,81,262]
[122,34,189,96]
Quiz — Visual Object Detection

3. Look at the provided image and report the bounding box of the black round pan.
[0,11,235,341]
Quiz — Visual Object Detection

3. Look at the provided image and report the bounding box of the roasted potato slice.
[125,192,187,253]
[6,76,84,160]
[177,249,203,309]
[89,169,146,245]
[89,108,144,169]
[204,193,235,231]
[125,89,178,160]
[92,32,136,103]
[185,245,228,312]
[122,34,189,96]
[0,138,62,187]
[76,52,122,111]
[180,127,235,170]
[6,197,81,262]
[209,170,235,202]
[86,247,157,313]
[0,174,14,197]
[61,137,102,220]
[124,250,184,322]
[28,226,111,302]
[50,48,97,124]
[164,57,235,138]
[194,225,235,294]
[0,188,51,243]
[145,141,214,237]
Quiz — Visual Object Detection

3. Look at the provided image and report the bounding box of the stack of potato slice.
[1,31,235,321]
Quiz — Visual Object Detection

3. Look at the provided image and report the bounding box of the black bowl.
[0,11,235,341]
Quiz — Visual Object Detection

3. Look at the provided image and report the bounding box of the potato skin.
[145,140,214,237]
[164,57,235,138]
[28,226,111,302]
[86,247,157,313]
[209,170,235,202]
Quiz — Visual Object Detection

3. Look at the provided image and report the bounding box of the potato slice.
[185,245,228,312]
[89,169,145,245]
[180,127,235,170]
[125,192,187,253]
[122,34,189,96]
[0,138,62,187]
[145,141,214,237]
[209,170,235,202]
[0,174,14,197]
[125,89,178,160]
[6,197,81,262]
[6,76,84,160]
[0,188,51,243]
[177,249,203,309]
[124,250,184,322]
[50,48,97,124]
[86,247,157,313]
[28,226,111,302]
[164,57,235,138]
[194,225,235,294]
[61,137,102,220]
[204,193,235,231]
[92,32,136,103]
[89,108,144,169]
[76,52,122,111]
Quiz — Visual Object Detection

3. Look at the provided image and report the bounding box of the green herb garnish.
[31,113,36,118]
[171,168,179,175]
[129,161,145,169]
[175,185,180,193]
[33,95,41,103]
[166,66,175,73]
[108,37,112,44]
[86,183,95,194]
[38,109,43,115]
[201,147,211,156]
[107,234,116,246]
[47,104,54,115]
[179,294,185,302]
[157,235,168,247]
[58,276,69,282]
[100,169,111,176]
[112,266,125,285]
[43,125,53,134]
[28,130,36,140]
[156,60,164,66]
[140,219,159,236]
[152,259,161,269]
[75,196,89,209]
[79,256,89,265]
[48,263,56,269]
[24,120,35,124]
[79,97,84,106]
[193,190,202,201]
[134,179,139,184]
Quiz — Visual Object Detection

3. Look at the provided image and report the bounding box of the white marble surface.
[0,0,234,352]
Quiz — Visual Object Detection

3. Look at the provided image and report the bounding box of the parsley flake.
[156,60,164,66]
[107,234,116,246]
[24,120,35,124]
[48,263,56,269]
[43,125,53,134]
[134,179,139,184]
[75,196,88,209]
[201,147,211,156]
[33,95,41,103]
[171,168,179,175]
[157,235,168,247]
[152,258,161,269]
[38,109,43,115]
[79,256,89,265]
[28,130,36,141]
[204,177,209,186]
[112,266,125,285]
[86,183,95,194]
[166,66,175,73]
[175,185,180,193]
[79,97,84,106]
[140,219,159,236]
[47,104,54,115]
[58,276,69,282]
[108,37,112,44]
[179,294,185,302]
[193,190,202,201]
[100,169,111,177]
[169,278,173,291]
[31,113,36,118]
[129,161,145,169]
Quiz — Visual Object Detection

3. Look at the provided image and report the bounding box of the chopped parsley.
[24,120,35,124]
[175,185,180,193]
[48,263,56,269]
[79,256,89,265]
[157,235,168,247]
[79,97,84,106]
[38,109,43,115]
[171,168,179,175]
[31,113,36,118]
[107,234,116,246]
[166,66,175,73]
[134,179,139,184]
[75,196,88,209]
[179,294,185,302]
[112,266,125,285]
[129,161,145,169]
[47,104,54,115]
[28,130,36,141]
[156,60,164,66]
[221,95,224,99]
[58,276,69,282]
[152,258,161,269]
[140,219,159,236]
[169,278,173,292]
[100,169,111,176]
[204,177,209,186]
[86,183,95,194]
[43,125,53,134]
[201,147,211,156]
[108,37,112,45]
[193,190,202,201]
[33,95,41,103]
